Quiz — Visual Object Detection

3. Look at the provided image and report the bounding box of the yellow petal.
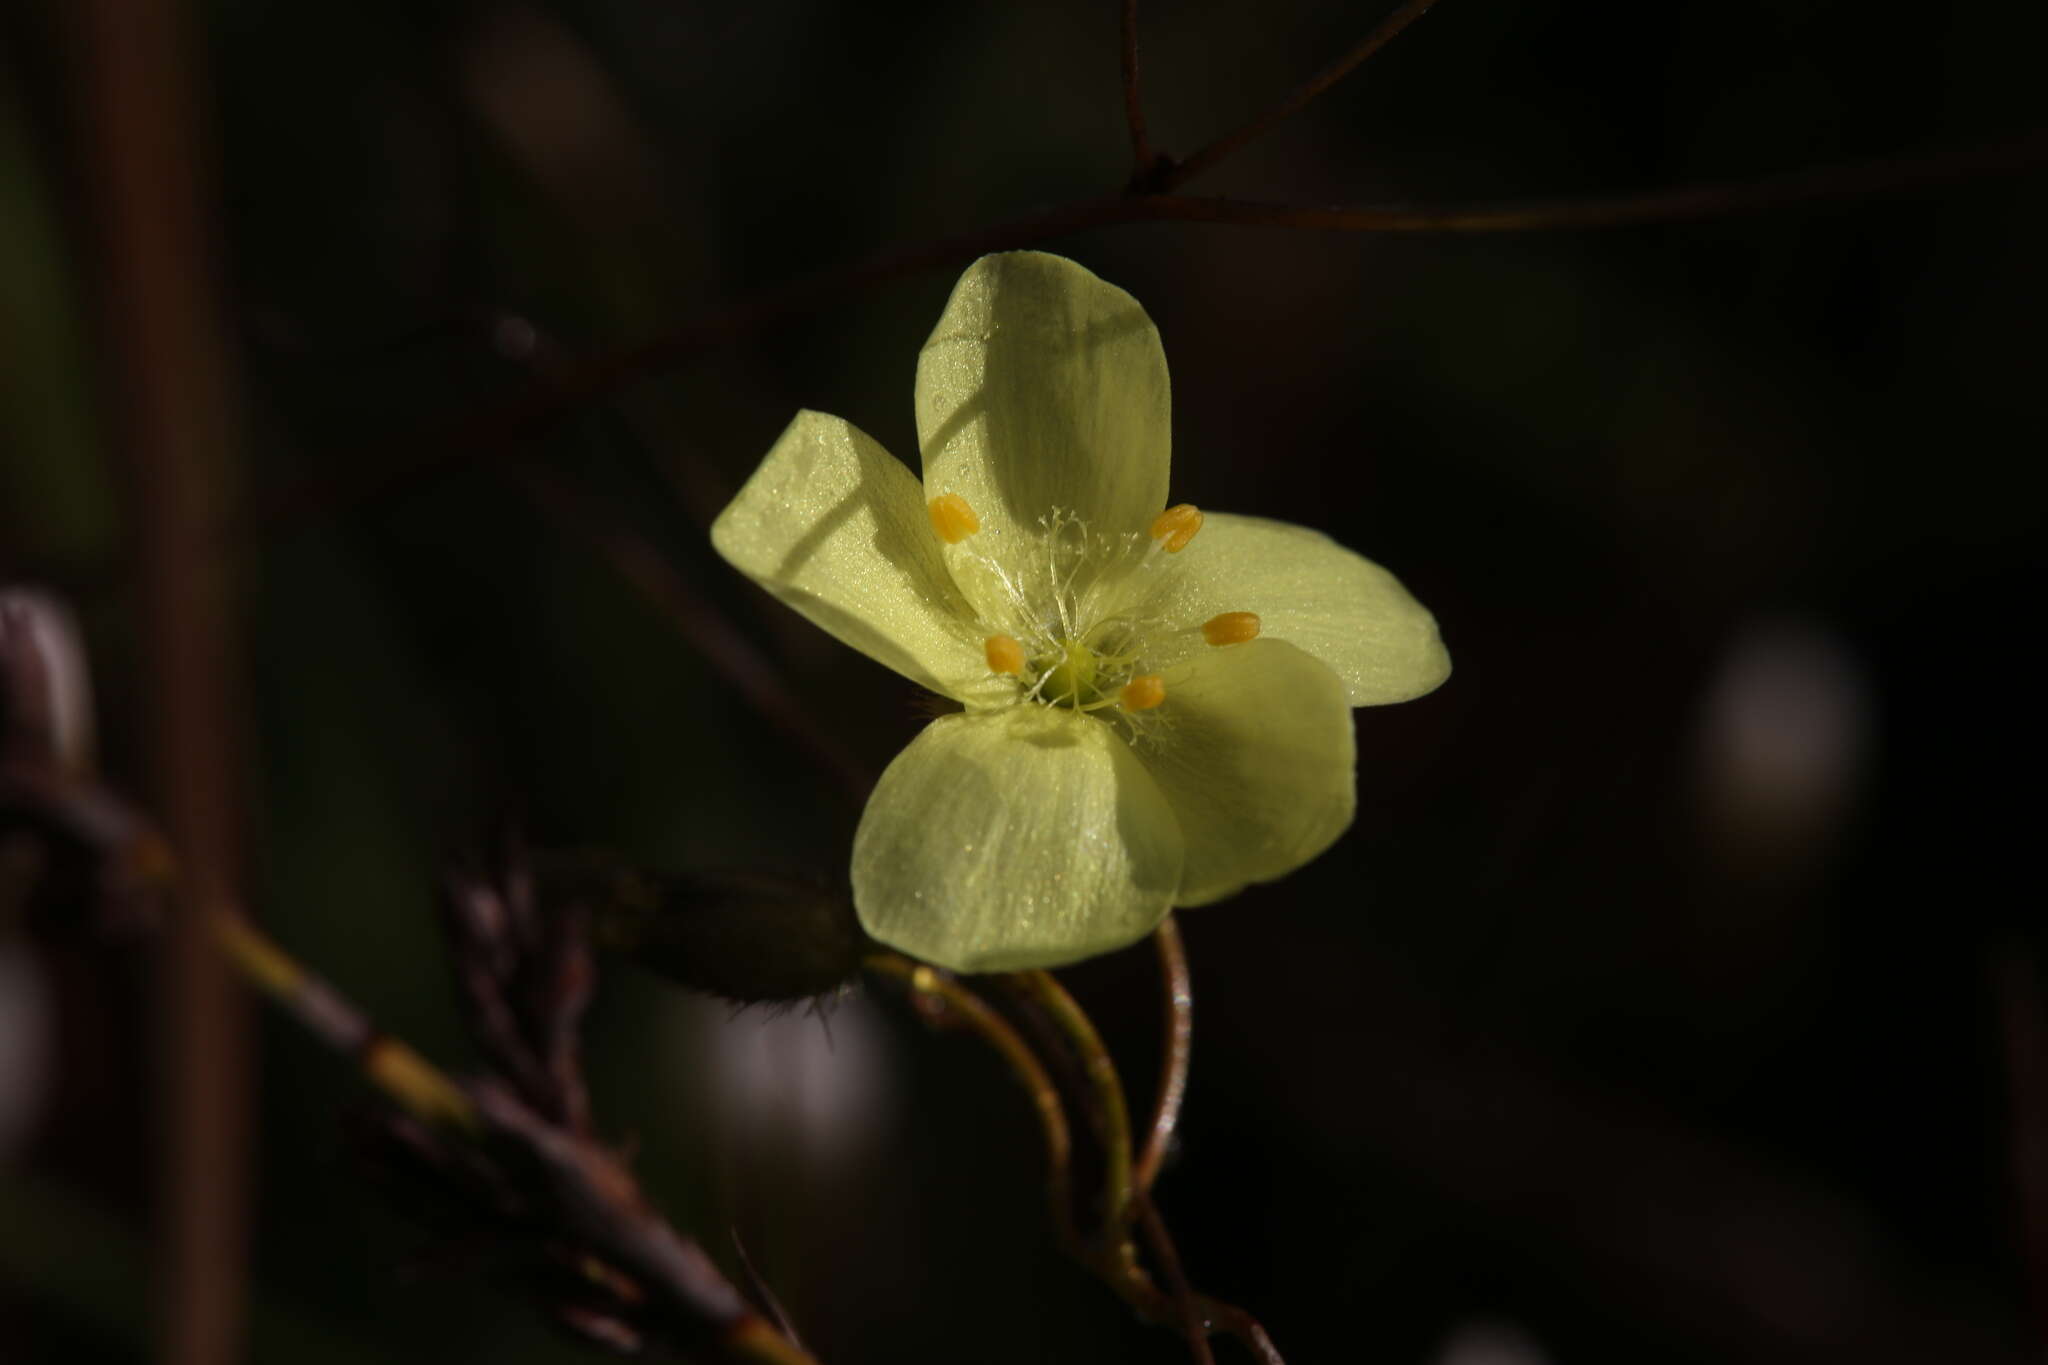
[711,411,988,700]
[915,252,1171,553]
[852,707,1183,972]
[1141,513,1450,706]
[1139,639,1356,906]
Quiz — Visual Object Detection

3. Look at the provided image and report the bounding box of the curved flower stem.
[1103,1218,1285,1365]
[1132,1191,1214,1365]
[864,952,1078,1247]
[870,950,1280,1364]
[1156,0,1443,191]
[1003,969,1135,1230]
[1136,916,1193,1193]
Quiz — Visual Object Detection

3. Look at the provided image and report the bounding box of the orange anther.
[927,492,981,544]
[1147,503,1203,553]
[1119,674,1167,711]
[984,634,1026,675]
[1201,611,1261,646]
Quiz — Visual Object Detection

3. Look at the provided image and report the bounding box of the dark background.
[3,0,2046,1361]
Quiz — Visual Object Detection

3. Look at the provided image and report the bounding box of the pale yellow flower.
[713,252,1448,971]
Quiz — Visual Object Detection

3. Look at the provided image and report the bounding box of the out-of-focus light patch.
[0,946,54,1158]
[1432,1320,1554,1365]
[1696,615,1871,846]
[668,990,897,1178]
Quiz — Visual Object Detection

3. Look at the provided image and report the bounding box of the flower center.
[931,496,1259,720]
[1039,638,1100,708]
[1027,622,1152,711]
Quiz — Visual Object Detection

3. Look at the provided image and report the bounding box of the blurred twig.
[256,127,2048,538]
[1995,946,2048,1350]
[353,311,873,806]
[0,638,821,1362]
[1149,0,1443,192]
[442,840,596,1134]
[731,1230,807,1356]
[214,911,479,1134]
[1137,133,2048,229]
[0,593,166,937]
[505,460,873,803]
[1119,0,1160,185]
[0,591,95,776]
[225,887,820,1364]
[61,0,254,1359]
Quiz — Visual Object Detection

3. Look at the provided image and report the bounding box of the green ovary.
[1039,639,1100,708]
[1032,622,1146,710]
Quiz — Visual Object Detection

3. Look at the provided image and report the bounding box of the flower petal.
[711,410,991,700]
[916,252,1171,548]
[852,706,1183,971]
[1140,638,1356,907]
[1142,513,1451,706]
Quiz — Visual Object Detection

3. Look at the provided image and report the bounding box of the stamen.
[984,634,1025,675]
[1147,503,1203,553]
[927,492,980,544]
[1119,674,1166,711]
[1201,611,1261,646]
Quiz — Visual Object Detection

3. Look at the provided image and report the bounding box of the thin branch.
[1995,946,2048,1349]
[464,318,873,811]
[212,910,481,1133]
[0,713,819,1365]
[210,904,819,1364]
[251,132,2046,539]
[865,952,1077,1246]
[1120,0,1157,183]
[506,461,873,803]
[732,1228,808,1354]
[1002,969,1135,1231]
[252,192,1141,535]
[1157,0,1442,191]
[0,591,96,775]
[1139,131,2048,232]
[63,0,255,1359]
[1136,916,1192,1193]
[468,1083,822,1365]
[441,846,598,1134]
